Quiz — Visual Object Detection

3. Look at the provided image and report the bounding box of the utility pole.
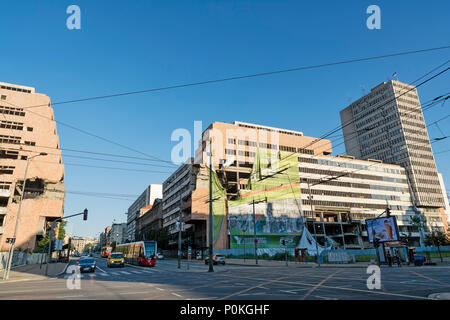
[45,221,57,276]
[242,229,246,263]
[3,152,47,280]
[208,139,214,272]
[252,199,258,265]
[306,179,320,267]
[178,192,182,269]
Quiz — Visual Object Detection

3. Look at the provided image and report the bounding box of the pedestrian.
[386,250,392,267]
[395,249,402,267]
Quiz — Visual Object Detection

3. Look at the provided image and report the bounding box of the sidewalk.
[225,258,450,268]
[0,262,69,284]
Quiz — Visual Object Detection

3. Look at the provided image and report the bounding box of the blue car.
[413,254,425,266]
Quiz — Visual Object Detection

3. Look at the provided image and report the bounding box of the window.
[27,127,33,132]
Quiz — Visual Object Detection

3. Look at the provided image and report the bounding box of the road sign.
[54,239,63,251]
[6,238,15,244]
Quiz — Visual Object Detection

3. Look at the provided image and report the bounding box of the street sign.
[6,238,15,244]
[54,239,63,251]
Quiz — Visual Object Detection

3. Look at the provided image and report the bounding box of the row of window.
[0,105,26,116]
[0,166,14,175]
[298,167,406,184]
[301,188,405,201]
[236,123,303,137]
[302,199,408,211]
[0,120,24,130]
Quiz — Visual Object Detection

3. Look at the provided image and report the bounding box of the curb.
[49,261,71,277]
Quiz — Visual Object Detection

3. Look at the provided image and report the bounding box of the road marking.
[410,270,449,286]
[96,266,107,274]
[110,272,120,276]
[218,276,287,300]
[171,292,184,298]
[313,295,338,300]
[56,295,84,299]
[221,273,431,300]
[156,287,165,291]
[120,271,132,275]
[300,270,340,300]
[119,291,152,295]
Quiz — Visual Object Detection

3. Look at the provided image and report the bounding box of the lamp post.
[3,152,47,280]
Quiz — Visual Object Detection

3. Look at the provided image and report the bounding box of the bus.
[116,240,157,267]
[101,246,112,258]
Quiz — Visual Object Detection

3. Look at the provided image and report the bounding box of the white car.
[156,252,164,260]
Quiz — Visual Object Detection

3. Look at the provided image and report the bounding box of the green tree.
[424,229,450,262]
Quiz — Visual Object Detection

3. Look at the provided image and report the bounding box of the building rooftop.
[0,81,35,93]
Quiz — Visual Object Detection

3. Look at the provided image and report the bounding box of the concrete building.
[0,81,65,252]
[136,198,163,240]
[104,226,112,245]
[162,159,197,240]
[71,236,98,254]
[164,120,444,251]
[126,184,162,241]
[110,222,127,244]
[340,80,446,211]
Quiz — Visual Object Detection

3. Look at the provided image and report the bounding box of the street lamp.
[3,152,47,280]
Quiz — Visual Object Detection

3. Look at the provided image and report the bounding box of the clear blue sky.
[1,1,449,238]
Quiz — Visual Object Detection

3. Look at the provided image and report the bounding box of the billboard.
[366,216,400,243]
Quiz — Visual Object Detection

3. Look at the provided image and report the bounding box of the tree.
[57,220,67,240]
[424,229,450,262]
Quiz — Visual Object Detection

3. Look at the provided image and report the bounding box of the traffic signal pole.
[252,200,258,265]
[208,139,214,272]
[178,193,182,269]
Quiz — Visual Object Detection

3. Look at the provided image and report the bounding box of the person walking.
[395,249,402,267]
[386,250,392,267]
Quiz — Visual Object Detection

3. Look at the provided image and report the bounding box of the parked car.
[107,252,125,268]
[78,257,96,273]
[156,252,164,260]
[205,254,226,265]
[413,254,425,266]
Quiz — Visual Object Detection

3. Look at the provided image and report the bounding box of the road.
[0,256,449,300]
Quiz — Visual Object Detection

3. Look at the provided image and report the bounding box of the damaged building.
[165,121,446,252]
[0,81,65,252]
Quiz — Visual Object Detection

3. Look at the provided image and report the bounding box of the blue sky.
[1,1,449,238]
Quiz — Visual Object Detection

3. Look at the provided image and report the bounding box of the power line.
[277,65,450,164]
[2,99,176,165]
[1,146,177,168]
[17,46,450,111]
[32,160,173,174]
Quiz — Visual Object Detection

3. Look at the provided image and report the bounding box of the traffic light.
[386,207,391,217]
[281,239,286,246]
[83,208,88,220]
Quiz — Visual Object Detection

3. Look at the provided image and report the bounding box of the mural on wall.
[227,149,305,248]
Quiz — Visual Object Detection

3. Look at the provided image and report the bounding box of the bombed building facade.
[0,82,65,252]
[170,121,447,252]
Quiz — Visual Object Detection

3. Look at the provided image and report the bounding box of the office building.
[0,81,65,251]
[126,184,162,241]
[340,80,445,209]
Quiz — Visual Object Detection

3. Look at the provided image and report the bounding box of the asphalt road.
[0,256,449,300]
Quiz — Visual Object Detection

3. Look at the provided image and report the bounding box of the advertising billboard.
[366,216,400,243]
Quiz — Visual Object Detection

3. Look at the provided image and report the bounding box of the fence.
[213,245,450,263]
[0,251,47,271]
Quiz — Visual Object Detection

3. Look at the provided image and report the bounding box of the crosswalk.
[69,267,161,279]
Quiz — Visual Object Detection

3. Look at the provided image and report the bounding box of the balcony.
[0,207,7,215]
